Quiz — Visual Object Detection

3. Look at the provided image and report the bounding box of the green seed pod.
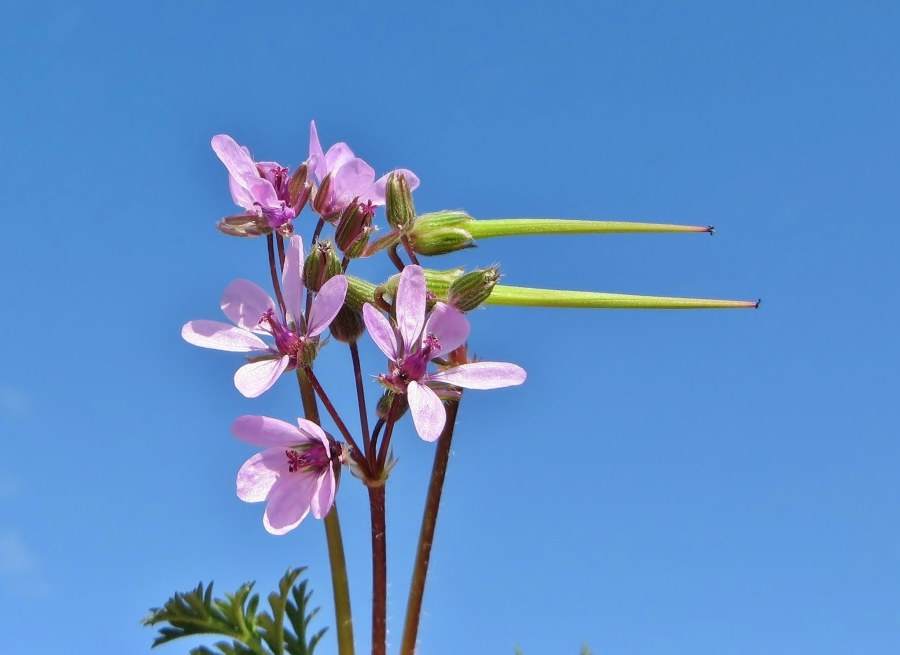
[303,240,342,292]
[385,172,416,230]
[447,266,501,312]
[329,304,366,343]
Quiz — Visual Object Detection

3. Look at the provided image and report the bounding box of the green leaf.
[143,568,325,655]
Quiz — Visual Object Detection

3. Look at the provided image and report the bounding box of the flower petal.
[233,414,313,448]
[310,467,335,519]
[363,303,399,360]
[282,236,305,323]
[236,448,286,502]
[424,302,470,357]
[407,380,446,442]
[307,275,348,337]
[428,362,527,389]
[332,157,376,206]
[221,280,276,332]
[212,135,258,187]
[234,356,289,398]
[308,121,327,181]
[181,321,268,352]
[370,169,421,206]
[396,265,426,352]
[262,473,318,535]
[324,142,356,176]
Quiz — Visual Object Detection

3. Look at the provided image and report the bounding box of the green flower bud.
[447,266,501,312]
[385,172,416,230]
[376,391,408,422]
[329,304,366,343]
[303,240,342,292]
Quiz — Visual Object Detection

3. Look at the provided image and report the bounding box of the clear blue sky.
[2,1,898,653]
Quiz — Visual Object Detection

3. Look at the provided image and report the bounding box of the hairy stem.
[399,399,461,655]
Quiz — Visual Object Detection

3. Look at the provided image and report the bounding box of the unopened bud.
[216,213,271,238]
[385,172,416,230]
[447,266,500,311]
[287,163,311,213]
[376,391,408,422]
[303,240,342,292]
[335,200,374,259]
[311,172,335,219]
[329,304,365,343]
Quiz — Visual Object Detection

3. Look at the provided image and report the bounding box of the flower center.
[392,333,440,386]
[260,309,303,358]
[285,443,329,473]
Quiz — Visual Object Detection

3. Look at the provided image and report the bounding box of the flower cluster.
[183,123,525,534]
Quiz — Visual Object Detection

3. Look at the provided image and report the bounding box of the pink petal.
[308,121,327,181]
[307,275,348,337]
[363,303,399,360]
[234,356,289,398]
[370,169,421,206]
[427,362,527,389]
[263,473,319,535]
[408,380,446,442]
[221,280,276,332]
[324,142,356,176]
[281,236,305,323]
[332,157,376,206]
[310,468,335,519]
[181,321,268,352]
[236,449,286,502]
[424,302,470,357]
[228,173,256,211]
[396,265,426,352]
[212,135,257,182]
[233,414,314,448]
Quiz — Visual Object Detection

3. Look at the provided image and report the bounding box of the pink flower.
[181,235,348,397]
[233,415,337,535]
[307,120,420,219]
[363,265,527,441]
[212,135,306,230]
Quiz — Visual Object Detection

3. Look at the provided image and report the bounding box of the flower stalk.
[465,217,715,238]
[399,398,461,655]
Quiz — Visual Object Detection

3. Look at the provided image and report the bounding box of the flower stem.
[399,398,461,655]
[303,366,369,476]
[349,342,371,456]
[296,368,355,655]
[266,234,287,318]
[465,218,715,239]
[368,484,387,655]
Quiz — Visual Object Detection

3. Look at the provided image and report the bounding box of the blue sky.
[1,1,899,653]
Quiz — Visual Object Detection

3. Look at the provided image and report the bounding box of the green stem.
[466,218,713,238]
[399,399,461,655]
[297,369,355,655]
[486,285,760,309]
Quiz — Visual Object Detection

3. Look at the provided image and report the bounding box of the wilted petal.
[396,265,426,352]
[263,473,319,535]
[408,380,446,442]
[234,356,289,398]
[181,321,268,352]
[233,414,313,448]
[310,467,335,519]
[424,302,469,356]
[428,362,527,389]
[370,169,421,206]
[221,280,276,332]
[282,236,305,323]
[236,449,286,502]
[307,275,348,337]
[363,303,399,360]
